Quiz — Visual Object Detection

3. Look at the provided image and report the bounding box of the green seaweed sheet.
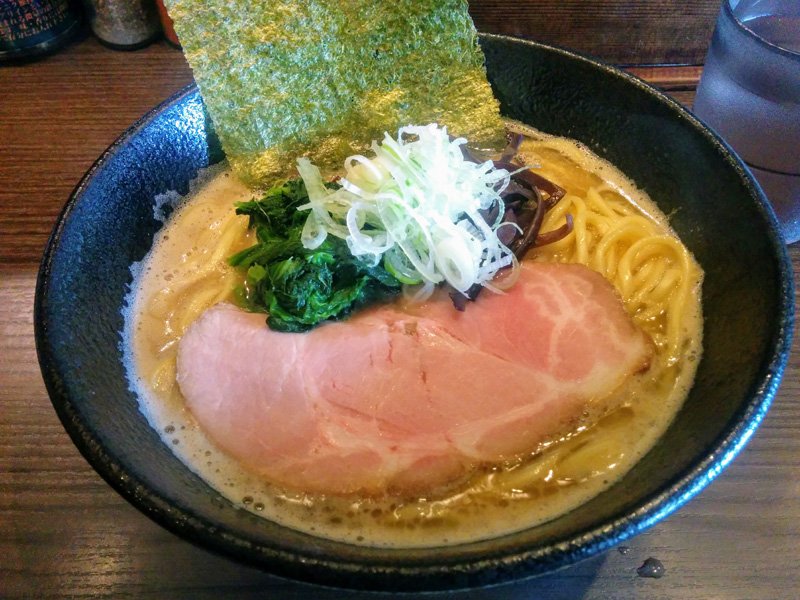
[164,0,506,187]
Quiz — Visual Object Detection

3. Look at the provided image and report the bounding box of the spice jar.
[82,0,160,49]
[0,0,84,61]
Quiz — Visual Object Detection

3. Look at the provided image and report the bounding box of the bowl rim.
[34,33,795,591]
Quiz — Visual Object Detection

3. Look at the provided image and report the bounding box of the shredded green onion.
[297,124,518,298]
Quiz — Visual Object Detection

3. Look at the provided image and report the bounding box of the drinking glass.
[693,0,800,243]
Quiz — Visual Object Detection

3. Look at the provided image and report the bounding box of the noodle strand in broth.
[122,129,703,547]
[522,133,698,365]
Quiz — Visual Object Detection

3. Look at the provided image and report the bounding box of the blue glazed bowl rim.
[34,34,795,591]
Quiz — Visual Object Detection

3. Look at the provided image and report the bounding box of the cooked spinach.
[228,179,401,332]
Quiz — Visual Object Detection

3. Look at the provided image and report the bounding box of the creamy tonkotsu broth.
[122,128,703,548]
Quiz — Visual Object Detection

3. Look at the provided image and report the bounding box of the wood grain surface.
[1,35,798,600]
[469,0,719,65]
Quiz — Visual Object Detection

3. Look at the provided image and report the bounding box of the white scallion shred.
[297,124,519,295]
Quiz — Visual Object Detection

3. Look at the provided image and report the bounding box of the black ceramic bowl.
[35,35,794,591]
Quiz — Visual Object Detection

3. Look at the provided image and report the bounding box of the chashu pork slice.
[176,262,653,495]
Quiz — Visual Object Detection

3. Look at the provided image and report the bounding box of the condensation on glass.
[694,0,800,243]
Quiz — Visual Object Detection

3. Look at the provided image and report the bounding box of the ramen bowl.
[34,35,794,591]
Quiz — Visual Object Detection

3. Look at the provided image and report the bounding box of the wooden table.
[2,35,798,599]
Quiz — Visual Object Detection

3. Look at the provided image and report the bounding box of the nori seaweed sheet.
[164,0,506,187]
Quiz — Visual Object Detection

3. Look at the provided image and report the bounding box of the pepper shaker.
[82,0,160,49]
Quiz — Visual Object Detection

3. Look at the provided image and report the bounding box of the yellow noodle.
[556,436,625,482]
[525,135,697,368]
[543,193,575,225]
[495,451,561,491]
[147,286,177,320]
[173,219,246,289]
[630,256,667,291]
[617,238,670,298]
[585,186,617,218]
[150,355,177,393]
[628,261,670,311]
[140,198,252,403]
[590,219,652,276]
[650,268,681,302]
[637,301,667,322]
[145,218,247,321]
[174,196,213,224]
[584,212,610,233]
[128,138,702,545]
[172,281,231,335]
[493,405,637,493]
[525,133,700,369]
[571,196,590,265]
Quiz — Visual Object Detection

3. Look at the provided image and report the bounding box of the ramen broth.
[122,130,703,547]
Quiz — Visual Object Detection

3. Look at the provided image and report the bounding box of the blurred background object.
[0,0,83,61]
[693,0,800,243]
[469,0,719,65]
[154,0,178,48]
[81,0,160,49]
